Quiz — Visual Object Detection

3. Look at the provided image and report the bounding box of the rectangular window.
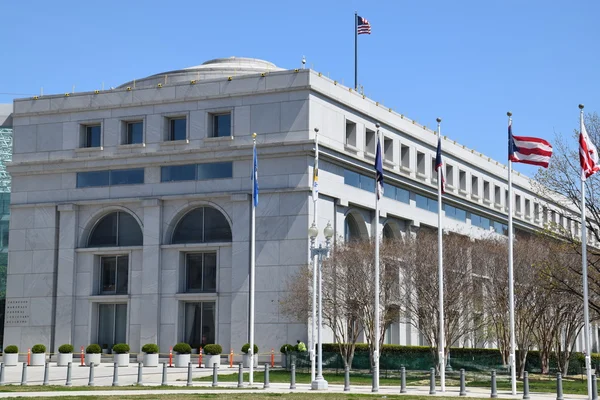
[534,203,541,221]
[186,253,217,292]
[472,214,491,230]
[400,144,410,169]
[416,194,438,213]
[77,171,110,188]
[197,162,233,180]
[110,169,145,185]
[492,221,508,236]
[343,170,360,188]
[515,194,522,214]
[417,152,425,175]
[525,199,531,217]
[345,121,357,147]
[360,175,375,193]
[471,176,479,197]
[211,113,231,137]
[365,128,376,154]
[459,170,467,192]
[384,137,393,162]
[84,124,101,148]
[169,117,187,141]
[446,164,454,187]
[484,181,490,202]
[494,186,501,206]
[183,302,215,348]
[444,204,466,222]
[97,303,127,350]
[396,187,410,203]
[100,255,128,295]
[125,121,143,144]
[431,157,437,182]
[161,164,197,182]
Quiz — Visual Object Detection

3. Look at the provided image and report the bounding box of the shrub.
[280,344,293,354]
[86,344,101,354]
[3,345,17,354]
[173,342,192,354]
[112,343,130,354]
[31,344,46,354]
[241,343,258,354]
[142,344,159,354]
[203,344,222,355]
[58,344,74,354]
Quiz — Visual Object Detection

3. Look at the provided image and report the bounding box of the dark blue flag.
[374,138,384,199]
[435,136,446,194]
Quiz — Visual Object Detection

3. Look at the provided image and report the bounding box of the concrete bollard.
[459,368,466,396]
[263,363,270,389]
[137,362,143,385]
[187,362,193,387]
[400,366,407,394]
[161,362,167,386]
[290,363,296,390]
[343,365,350,391]
[65,362,72,386]
[43,361,50,386]
[88,362,95,386]
[429,367,436,395]
[20,363,27,386]
[491,370,497,398]
[0,363,5,386]
[237,363,243,388]
[593,374,598,400]
[112,362,119,387]
[212,363,218,387]
[557,372,564,400]
[523,371,530,400]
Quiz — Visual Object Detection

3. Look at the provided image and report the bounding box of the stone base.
[311,378,328,390]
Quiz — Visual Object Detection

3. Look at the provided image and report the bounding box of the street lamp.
[310,221,334,390]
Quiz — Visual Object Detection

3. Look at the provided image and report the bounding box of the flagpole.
[507,112,517,396]
[310,130,319,383]
[354,11,358,90]
[580,103,593,400]
[249,132,257,386]
[372,122,381,393]
[436,117,445,392]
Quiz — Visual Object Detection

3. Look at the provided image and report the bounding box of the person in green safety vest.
[296,340,307,352]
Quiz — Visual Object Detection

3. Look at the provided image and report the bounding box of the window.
[492,221,508,236]
[515,195,522,214]
[459,170,467,192]
[446,165,454,187]
[77,171,109,188]
[431,157,437,182]
[0,220,8,248]
[198,162,233,180]
[383,224,395,240]
[211,113,231,138]
[484,181,490,202]
[494,186,501,206]
[400,145,410,169]
[344,214,362,242]
[161,164,196,182]
[365,129,376,154]
[525,199,531,218]
[417,152,425,175]
[185,253,216,292]
[98,304,127,350]
[125,121,143,145]
[471,176,479,197]
[161,162,233,182]
[83,124,101,148]
[534,203,541,221]
[471,214,491,230]
[384,137,393,162]
[343,169,374,193]
[172,207,232,244]
[444,204,467,222]
[169,117,187,141]
[183,302,215,348]
[345,121,357,147]
[88,211,143,247]
[383,185,410,204]
[99,255,128,295]
[416,194,438,213]
[77,168,144,188]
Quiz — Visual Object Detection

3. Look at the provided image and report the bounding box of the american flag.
[357,16,371,35]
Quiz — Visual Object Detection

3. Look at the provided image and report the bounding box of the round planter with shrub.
[280,344,292,368]
[30,344,46,366]
[142,343,159,367]
[241,343,259,368]
[112,343,130,366]
[85,344,101,366]
[57,344,73,366]
[173,342,191,368]
[203,344,222,368]
[3,345,18,366]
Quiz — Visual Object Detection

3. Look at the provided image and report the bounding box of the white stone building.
[4,57,591,355]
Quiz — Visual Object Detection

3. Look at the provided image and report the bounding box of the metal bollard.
[187,362,193,387]
[43,361,50,386]
[137,362,143,385]
[459,368,467,396]
[237,363,243,388]
[212,363,218,387]
[523,371,530,400]
[0,363,5,386]
[161,362,167,386]
[20,363,27,386]
[344,365,350,392]
[65,362,72,386]
[400,366,407,394]
[557,372,564,400]
[593,375,598,400]
[263,363,270,389]
[88,362,95,386]
[491,370,497,398]
[429,367,436,395]
[112,362,119,387]
[290,363,296,390]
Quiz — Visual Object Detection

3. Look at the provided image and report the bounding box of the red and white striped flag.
[580,118,600,181]
[508,120,553,168]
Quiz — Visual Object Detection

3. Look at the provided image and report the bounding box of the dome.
[118,57,283,88]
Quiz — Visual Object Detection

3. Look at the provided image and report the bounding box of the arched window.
[383,223,395,240]
[88,211,143,247]
[344,214,362,242]
[172,207,232,244]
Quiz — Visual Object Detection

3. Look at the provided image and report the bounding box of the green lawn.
[0,395,493,400]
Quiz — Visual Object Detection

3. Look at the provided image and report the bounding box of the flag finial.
[375,123,380,129]
[314,127,319,133]
[436,117,442,123]
[580,104,585,110]
[507,111,512,117]
[252,132,257,139]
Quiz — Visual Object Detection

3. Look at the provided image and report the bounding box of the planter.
[143,353,158,367]
[30,353,46,366]
[174,353,190,368]
[85,353,101,366]
[3,353,18,366]
[57,353,73,366]
[114,353,129,367]
[205,354,220,368]
[243,354,258,368]
[281,354,287,368]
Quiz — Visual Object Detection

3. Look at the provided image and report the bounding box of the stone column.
[140,199,162,348]
[229,193,250,348]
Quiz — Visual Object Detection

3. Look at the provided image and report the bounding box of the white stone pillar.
[140,199,162,349]
[230,193,250,348]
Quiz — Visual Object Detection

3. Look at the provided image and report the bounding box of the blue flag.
[374,137,384,199]
[435,136,446,194]
[252,144,258,207]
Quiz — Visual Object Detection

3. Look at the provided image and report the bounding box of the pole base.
[311,378,329,390]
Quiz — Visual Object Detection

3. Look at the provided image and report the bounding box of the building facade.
[4,57,588,354]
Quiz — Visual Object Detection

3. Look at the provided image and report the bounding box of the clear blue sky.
[1,0,597,177]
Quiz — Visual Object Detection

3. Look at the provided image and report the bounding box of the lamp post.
[309,221,334,390]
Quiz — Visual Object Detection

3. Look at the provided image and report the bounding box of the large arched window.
[383,223,395,240]
[344,214,362,242]
[88,211,143,247]
[172,206,232,244]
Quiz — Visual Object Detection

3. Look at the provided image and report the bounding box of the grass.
[0,385,247,392]
[0,395,494,400]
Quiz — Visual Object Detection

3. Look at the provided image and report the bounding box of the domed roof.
[118,57,283,88]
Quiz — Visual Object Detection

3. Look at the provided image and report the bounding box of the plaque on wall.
[5,299,30,326]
